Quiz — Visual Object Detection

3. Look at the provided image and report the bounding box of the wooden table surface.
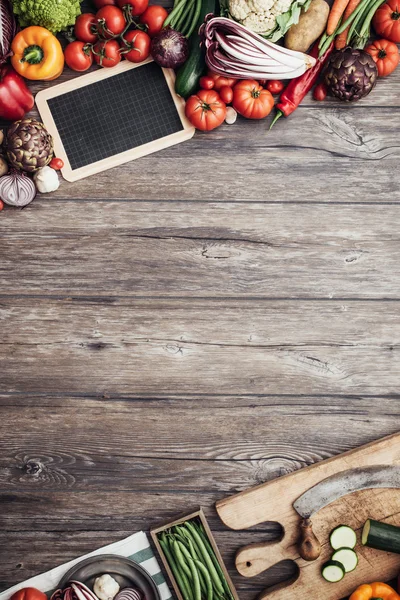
[1,30,400,600]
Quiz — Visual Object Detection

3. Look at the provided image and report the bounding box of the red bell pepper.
[0,65,34,121]
[270,41,334,127]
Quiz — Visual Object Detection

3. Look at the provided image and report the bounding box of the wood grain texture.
[1,201,400,298]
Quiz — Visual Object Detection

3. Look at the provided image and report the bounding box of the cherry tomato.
[219,85,233,104]
[0,199,4,211]
[50,158,64,170]
[10,590,47,600]
[266,80,284,94]
[116,0,149,16]
[199,76,215,90]
[121,30,151,62]
[96,5,126,38]
[313,82,327,101]
[232,79,274,119]
[185,89,226,131]
[207,71,236,91]
[64,41,93,72]
[258,79,267,86]
[93,39,121,67]
[74,13,98,43]
[139,5,168,37]
[94,0,116,7]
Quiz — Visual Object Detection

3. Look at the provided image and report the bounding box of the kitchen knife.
[294,464,400,561]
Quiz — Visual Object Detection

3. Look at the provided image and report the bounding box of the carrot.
[327,0,351,34]
[335,0,363,47]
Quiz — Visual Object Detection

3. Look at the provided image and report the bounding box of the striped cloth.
[0,532,172,600]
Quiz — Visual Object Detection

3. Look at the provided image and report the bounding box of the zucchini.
[330,525,357,550]
[331,548,358,573]
[321,560,345,583]
[362,519,400,554]
[175,0,216,99]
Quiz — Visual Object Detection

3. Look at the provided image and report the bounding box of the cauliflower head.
[11,0,81,33]
[229,0,293,33]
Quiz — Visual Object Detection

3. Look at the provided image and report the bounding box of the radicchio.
[0,0,16,65]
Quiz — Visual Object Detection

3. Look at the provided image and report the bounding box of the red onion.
[50,582,99,600]
[0,169,36,207]
[151,28,189,69]
[114,589,143,600]
[0,0,16,65]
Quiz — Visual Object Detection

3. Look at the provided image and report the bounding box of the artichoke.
[6,119,54,172]
[324,47,378,102]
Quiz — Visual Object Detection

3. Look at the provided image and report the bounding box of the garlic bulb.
[0,169,36,206]
[33,166,60,193]
[93,575,120,600]
[225,107,237,124]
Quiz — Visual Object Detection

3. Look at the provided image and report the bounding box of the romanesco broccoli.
[11,0,81,34]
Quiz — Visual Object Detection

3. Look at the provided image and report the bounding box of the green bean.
[359,0,386,36]
[173,539,192,579]
[191,523,234,600]
[186,555,202,600]
[163,0,187,27]
[159,535,192,600]
[184,522,225,596]
[167,537,194,600]
[175,0,195,32]
[180,0,196,35]
[193,560,213,600]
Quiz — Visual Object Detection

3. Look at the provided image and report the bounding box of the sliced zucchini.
[330,525,357,550]
[362,519,400,553]
[331,548,358,573]
[321,560,345,583]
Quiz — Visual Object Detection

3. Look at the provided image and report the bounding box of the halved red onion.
[114,588,143,600]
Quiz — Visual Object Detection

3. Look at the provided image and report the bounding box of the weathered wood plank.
[1,299,400,395]
[2,202,400,298]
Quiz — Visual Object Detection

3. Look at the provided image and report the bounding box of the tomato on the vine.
[75,13,98,43]
[219,85,233,104]
[313,82,327,101]
[0,200,4,211]
[373,0,400,42]
[199,76,215,90]
[365,38,399,76]
[50,158,64,170]
[64,41,93,72]
[185,89,226,131]
[94,0,116,7]
[207,71,236,91]
[139,5,168,37]
[121,30,151,62]
[10,590,47,600]
[116,0,149,16]
[232,79,274,119]
[266,80,284,94]
[96,5,126,38]
[93,39,121,67]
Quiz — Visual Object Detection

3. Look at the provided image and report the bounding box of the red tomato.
[185,89,226,131]
[139,5,168,37]
[74,13,98,43]
[116,0,149,16]
[232,79,274,119]
[199,76,215,90]
[93,39,121,67]
[121,30,151,62]
[266,79,284,94]
[365,38,399,76]
[0,199,4,211]
[64,41,93,72]
[207,70,236,91]
[96,5,126,38]
[219,85,233,104]
[94,0,116,7]
[10,589,47,600]
[373,0,400,42]
[50,157,64,170]
[313,82,327,100]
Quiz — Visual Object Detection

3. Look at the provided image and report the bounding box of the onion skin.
[0,169,36,206]
[151,28,189,69]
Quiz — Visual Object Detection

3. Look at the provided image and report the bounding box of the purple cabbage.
[0,0,16,65]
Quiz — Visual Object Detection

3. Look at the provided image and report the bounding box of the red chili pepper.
[0,65,34,121]
[270,41,334,128]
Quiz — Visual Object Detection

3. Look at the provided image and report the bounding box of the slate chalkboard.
[36,60,194,182]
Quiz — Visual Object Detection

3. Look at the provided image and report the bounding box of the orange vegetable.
[365,38,399,76]
[349,582,400,600]
[327,0,351,34]
[10,589,48,600]
[335,0,363,48]
[11,26,64,81]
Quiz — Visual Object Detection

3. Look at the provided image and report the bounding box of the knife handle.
[298,518,321,561]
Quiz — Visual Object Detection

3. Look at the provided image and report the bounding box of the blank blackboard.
[36,60,194,182]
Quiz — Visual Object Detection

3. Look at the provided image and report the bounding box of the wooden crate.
[150,508,239,600]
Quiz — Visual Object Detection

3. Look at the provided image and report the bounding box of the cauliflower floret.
[11,0,81,33]
[228,0,293,34]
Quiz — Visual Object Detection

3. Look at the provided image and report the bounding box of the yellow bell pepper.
[11,26,64,81]
[350,583,400,600]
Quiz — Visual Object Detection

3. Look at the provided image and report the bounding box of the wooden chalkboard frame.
[35,59,195,182]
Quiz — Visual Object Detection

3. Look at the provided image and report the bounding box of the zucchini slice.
[330,525,357,550]
[362,519,400,553]
[321,560,345,583]
[331,548,358,573]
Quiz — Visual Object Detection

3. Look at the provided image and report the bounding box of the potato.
[284,0,330,53]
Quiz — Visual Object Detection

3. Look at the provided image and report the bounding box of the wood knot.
[24,460,43,475]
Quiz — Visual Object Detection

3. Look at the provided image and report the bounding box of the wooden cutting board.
[216,433,400,600]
